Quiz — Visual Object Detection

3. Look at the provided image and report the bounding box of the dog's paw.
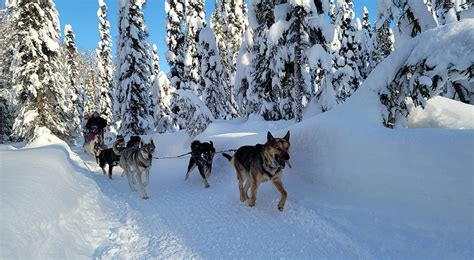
[142,196,149,200]
[248,201,256,207]
[205,184,210,188]
[277,201,286,211]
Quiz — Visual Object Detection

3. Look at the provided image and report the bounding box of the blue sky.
[55,0,377,73]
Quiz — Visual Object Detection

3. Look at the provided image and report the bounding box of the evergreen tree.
[182,0,206,94]
[247,0,277,118]
[332,0,362,103]
[151,44,175,133]
[10,0,74,142]
[172,89,214,137]
[198,26,227,119]
[83,52,99,115]
[115,0,154,136]
[357,7,375,79]
[372,20,394,67]
[377,0,437,47]
[233,28,253,116]
[165,0,186,91]
[0,7,15,142]
[211,0,248,117]
[113,2,126,122]
[96,0,113,122]
[288,2,313,122]
[309,0,337,113]
[63,24,82,137]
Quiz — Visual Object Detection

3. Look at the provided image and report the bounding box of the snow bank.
[407,96,474,129]
[0,130,120,259]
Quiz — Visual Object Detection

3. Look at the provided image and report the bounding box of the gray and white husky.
[118,139,156,199]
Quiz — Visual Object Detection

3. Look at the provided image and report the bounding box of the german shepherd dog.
[223,131,291,211]
[185,140,216,188]
[119,139,156,199]
[98,135,125,179]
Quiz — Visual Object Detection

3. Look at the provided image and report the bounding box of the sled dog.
[119,139,156,199]
[223,131,291,211]
[98,135,125,179]
[185,140,216,188]
[84,135,103,160]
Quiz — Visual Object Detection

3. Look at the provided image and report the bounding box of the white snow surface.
[407,96,474,129]
[2,91,473,258]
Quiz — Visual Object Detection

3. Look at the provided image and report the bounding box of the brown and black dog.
[223,131,291,211]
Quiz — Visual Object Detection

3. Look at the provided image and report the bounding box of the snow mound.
[408,96,474,129]
[0,136,122,258]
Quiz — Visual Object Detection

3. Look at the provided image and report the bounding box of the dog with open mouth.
[223,131,291,211]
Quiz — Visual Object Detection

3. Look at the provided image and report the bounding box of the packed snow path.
[74,141,371,258]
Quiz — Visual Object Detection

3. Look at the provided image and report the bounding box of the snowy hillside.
[2,97,473,258]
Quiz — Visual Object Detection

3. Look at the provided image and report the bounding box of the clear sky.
[54,0,377,73]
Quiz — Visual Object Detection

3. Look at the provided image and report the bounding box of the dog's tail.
[222,153,232,162]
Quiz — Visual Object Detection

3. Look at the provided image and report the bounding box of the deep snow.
[1,95,473,258]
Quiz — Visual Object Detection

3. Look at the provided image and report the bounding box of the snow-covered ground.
[1,96,473,258]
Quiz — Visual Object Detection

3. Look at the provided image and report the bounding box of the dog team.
[84,130,292,211]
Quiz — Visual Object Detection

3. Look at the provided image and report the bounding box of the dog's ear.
[283,131,290,141]
[191,140,201,150]
[267,131,275,144]
[209,141,213,146]
[150,139,155,147]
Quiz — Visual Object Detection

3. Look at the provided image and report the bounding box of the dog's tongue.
[286,160,292,169]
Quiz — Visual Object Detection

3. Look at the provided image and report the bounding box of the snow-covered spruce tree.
[211,0,248,117]
[377,22,474,127]
[308,0,337,113]
[96,0,113,122]
[268,1,314,121]
[372,20,394,67]
[198,26,227,119]
[377,0,437,47]
[182,0,206,94]
[151,44,175,133]
[429,0,472,25]
[11,0,75,142]
[113,2,126,122]
[328,0,336,24]
[356,6,375,80]
[332,0,362,103]
[0,7,15,142]
[115,0,154,136]
[165,0,186,91]
[247,0,277,119]
[83,52,99,115]
[233,28,253,116]
[63,24,82,137]
[172,89,214,137]
[288,2,313,122]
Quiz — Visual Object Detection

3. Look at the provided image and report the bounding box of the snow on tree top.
[64,24,73,33]
[289,0,312,10]
[98,0,106,7]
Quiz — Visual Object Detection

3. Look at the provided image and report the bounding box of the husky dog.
[98,135,125,179]
[119,139,156,199]
[84,134,102,158]
[93,136,108,163]
[223,131,291,211]
[185,140,216,188]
